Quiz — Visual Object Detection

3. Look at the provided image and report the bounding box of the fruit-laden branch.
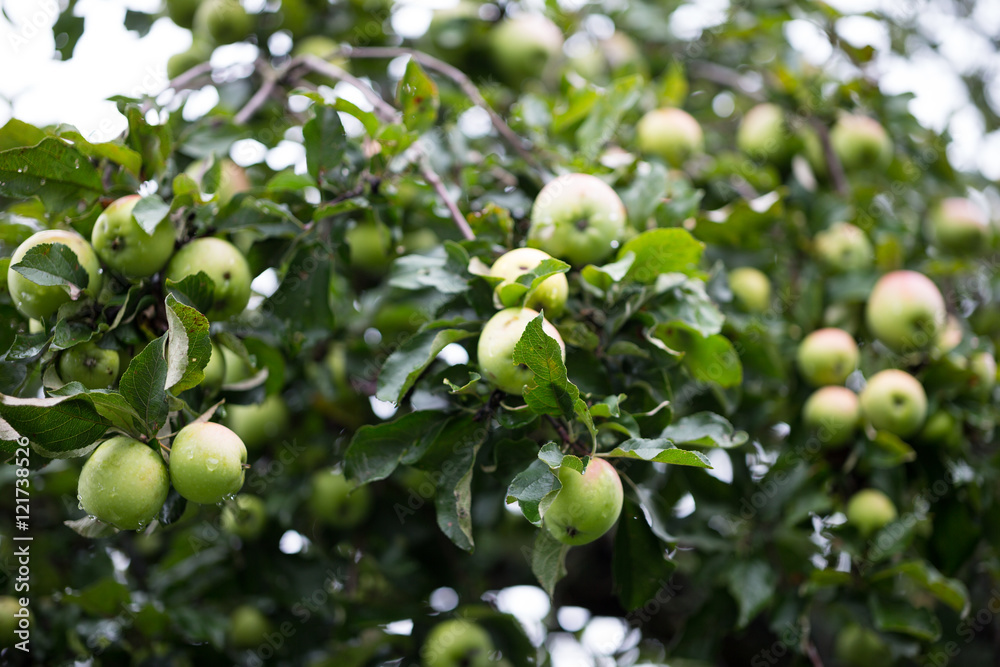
[343,46,549,179]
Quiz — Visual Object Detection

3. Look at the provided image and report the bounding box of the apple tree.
[1,0,999,665]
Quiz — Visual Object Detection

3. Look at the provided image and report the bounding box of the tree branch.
[234,70,280,125]
[809,118,848,197]
[419,160,474,240]
[295,54,400,123]
[804,638,825,667]
[688,61,765,101]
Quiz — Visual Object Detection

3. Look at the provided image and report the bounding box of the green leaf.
[52,4,86,61]
[496,258,571,308]
[649,275,725,337]
[303,105,347,183]
[11,243,91,297]
[397,59,439,134]
[0,138,103,210]
[0,119,46,151]
[693,192,783,248]
[506,459,560,527]
[603,438,712,468]
[266,244,334,340]
[529,528,569,597]
[377,328,476,405]
[725,560,776,629]
[660,412,748,448]
[165,271,217,315]
[867,430,917,467]
[654,322,742,388]
[621,162,669,228]
[430,417,488,552]
[164,295,211,394]
[576,75,643,159]
[614,498,676,611]
[389,250,469,294]
[618,228,705,284]
[48,384,143,439]
[132,194,171,235]
[118,335,169,438]
[53,128,143,175]
[511,315,580,419]
[443,371,481,395]
[870,561,969,615]
[2,332,50,362]
[0,392,110,457]
[345,411,449,484]
[659,61,689,106]
[869,595,941,641]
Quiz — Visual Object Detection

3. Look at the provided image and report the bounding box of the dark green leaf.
[660,412,748,448]
[0,138,103,210]
[345,411,449,484]
[164,295,211,394]
[618,228,705,283]
[397,59,439,134]
[506,459,560,527]
[603,439,712,468]
[725,560,776,629]
[869,595,941,641]
[0,392,110,457]
[376,328,477,405]
[529,528,569,597]
[614,498,676,611]
[303,105,347,183]
[11,242,91,296]
[118,335,169,438]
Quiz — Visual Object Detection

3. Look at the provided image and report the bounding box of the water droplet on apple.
[206,457,219,471]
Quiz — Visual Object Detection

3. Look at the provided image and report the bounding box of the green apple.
[164,237,252,320]
[814,222,873,272]
[489,247,568,317]
[220,494,267,539]
[933,315,963,356]
[527,173,627,266]
[636,107,704,167]
[929,197,991,254]
[796,327,859,386]
[737,103,792,164]
[202,340,226,391]
[422,619,494,667]
[58,340,121,390]
[728,267,771,313]
[221,345,254,385]
[308,468,371,528]
[193,0,253,45]
[477,307,565,395]
[8,229,103,320]
[169,422,247,504]
[185,158,251,206]
[488,13,563,85]
[859,369,927,438]
[0,596,30,648]
[835,624,892,667]
[165,0,200,28]
[802,386,860,447]
[544,457,623,546]
[91,195,175,279]
[167,40,213,80]
[865,270,946,353]
[228,604,272,649]
[223,394,290,450]
[969,351,997,393]
[346,220,393,275]
[78,437,169,530]
[846,489,897,536]
[829,114,893,171]
[919,409,957,446]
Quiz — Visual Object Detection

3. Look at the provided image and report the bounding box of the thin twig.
[688,61,766,101]
[296,55,400,123]
[809,118,848,197]
[420,161,474,240]
[804,638,825,667]
[344,46,548,178]
[234,72,280,125]
[166,61,215,94]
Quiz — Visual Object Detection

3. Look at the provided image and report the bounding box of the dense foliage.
[1,0,999,665]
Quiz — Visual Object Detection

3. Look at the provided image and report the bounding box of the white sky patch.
[278,529,308,554]
[495,585,550,645]
[458,106,492,139]
[384,619,414,635]
[437,343,469,366]
[549,633,595,667]
[669,0,730,41]
[784,19,833,65]
[835,15,890,51]
[558,606,590,632]
[231,138,269,166]
[392,5,433,40]
[705,448,733,483]
[581,616,628,656]
[674,492,696,518]
[251,268,280,298]
[369,397,398,420]
[429,586,459,611]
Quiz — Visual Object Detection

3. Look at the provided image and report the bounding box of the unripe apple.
[421,619,495,667]
[346,220,393,275]
[228,604,272,649]
[969,351,997,393]
[308,468,371,528]
[167,40,213,79]
[919,409,957,446]
[527,173,627,266]
[164,237,252,320]
[865,271,946,353]
[835,624,892,666]
[846,489,897,536]
[802,386,860,447]
[165,0,200,28]
[636,108,704,167]
[796,328,859,386]
[829,114,893,171]
[185,158,251,206]
[221,345,253,385]
[223,394,290,450]
[0,597,30,648]
[489,247,568,317]
[91,195,175,279]
[78,437,169,530]
[544,457,623,545]
[933,315,963,356]
[8,229,103,320]
[737,103,792,164]
[58,340,121,390]
[169,422,247,504]
[728,267,771,313]
[477,307,565,395]
[193,0,253,45]
[859,369,927,438]
[202,340,226,391]
[220,494,267,539]
[814,222,873,273]
[488,13,563,85]
[929,197,991,254]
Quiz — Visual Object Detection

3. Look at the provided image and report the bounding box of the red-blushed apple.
[164,237,252,320]
[58,340,121,390]
[814,222,874,272]
[802,386,860,447]
[488,13,563,85]
[796,327,859,386]
[737,103,792,164]
[829,114,893,171]
[421,618,495,667]
[527,174,627,266]
[220,494,267,539]
[845,489,897,536]
[859,369,927,438]
[728,267,771,313]
[78,437,169,530]
[489,247,568,317]
[928,197,991,254]
[477,307,565,395]
[169,422,247,504]
[543,457,624,546]
[636,107,704,167]
[7,229,103,320]
[91,195,175,279]
[865,270,946,353]
[308,468,371,528]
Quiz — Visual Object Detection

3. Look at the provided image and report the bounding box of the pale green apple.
[845,489,897,536]
[8,229,103,320]
[220,494,267,539]
[933,315,963,356]
[58,340,121,390]
[969,351,997,393]
[796,327,859,386]
[223,394,290,450]
[421,619,495,667]
[193,0,253,45]
[488,13,563,85]
[202,340,226,391]
[0,597,30,648]
[164,237,252,320]
[835,624,892,666]
[859,369,927,438]
[737,103,791,163]
[169,422,247,504]
[636,107,704,167]
[308,468,371,528]
[91,194,175,279]
[477,307,565,395]
[544,457,624,545]
[728,267,771,313]
[527,174,627,266]
[489,247,568,317]
[228,604,272,648]
[814,222,873,272]
[829,114,893,171]
[802,386,860,447]
[865,270,946,352]
[929,197,991,254]
[78,437,169,530]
